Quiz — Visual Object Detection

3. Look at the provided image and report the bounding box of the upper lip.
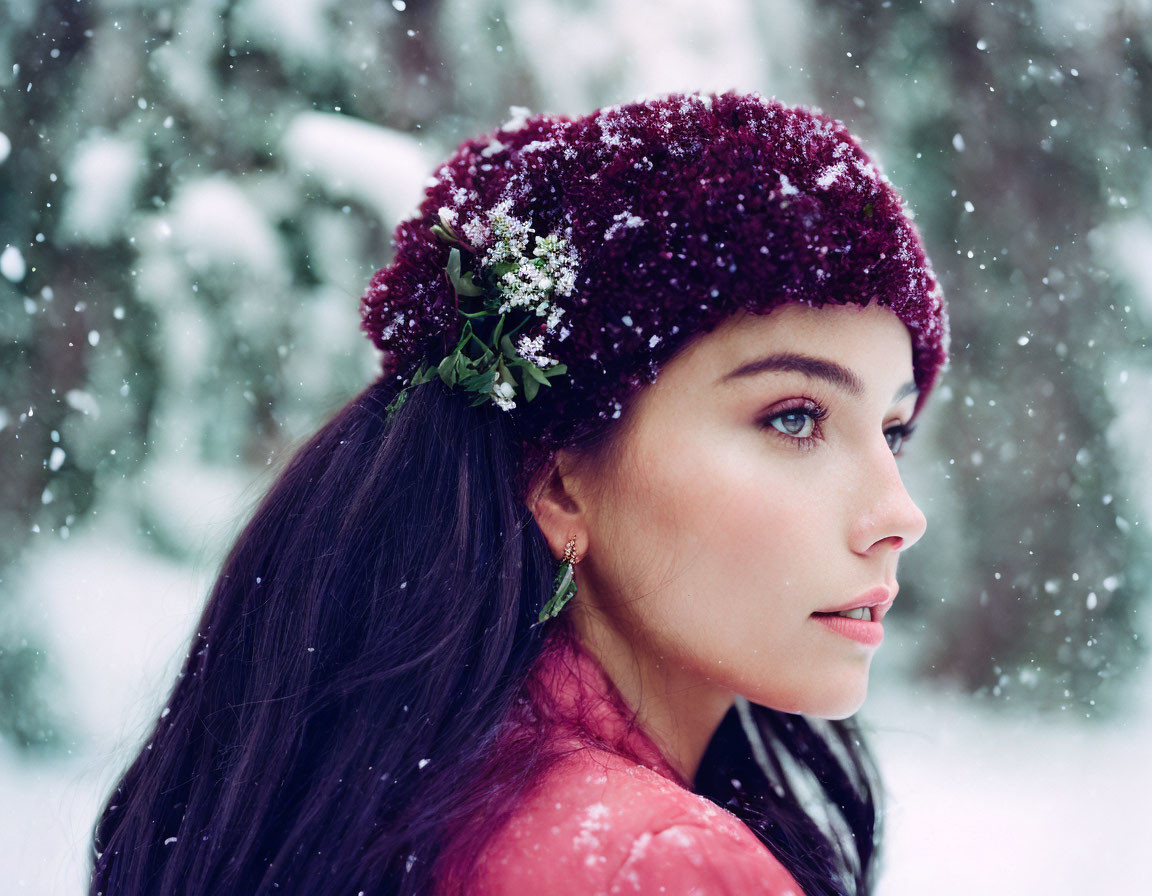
[815,585,897,623]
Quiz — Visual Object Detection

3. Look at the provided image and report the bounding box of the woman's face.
[555,301,927,720]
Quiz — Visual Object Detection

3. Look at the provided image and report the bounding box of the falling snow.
[1,245,26,282]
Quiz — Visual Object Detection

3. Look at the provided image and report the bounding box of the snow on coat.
[467,628,806,895]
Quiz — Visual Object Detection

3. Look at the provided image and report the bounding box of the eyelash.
[760,399,917,456]
[760,400,828,452]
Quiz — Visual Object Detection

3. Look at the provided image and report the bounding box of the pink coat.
[469,629,807,895]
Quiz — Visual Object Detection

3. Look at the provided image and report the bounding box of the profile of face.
[532,301,928,742]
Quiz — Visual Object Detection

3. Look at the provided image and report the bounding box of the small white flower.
[438,201,581,409]
[515,334,558,367]
[462,215,490,248]
[492,392,517,412]
[545,305,565,332]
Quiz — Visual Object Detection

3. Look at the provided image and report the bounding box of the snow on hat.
[360,90,949,490]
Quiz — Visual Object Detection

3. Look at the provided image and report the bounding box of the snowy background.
[1,0,1150,892]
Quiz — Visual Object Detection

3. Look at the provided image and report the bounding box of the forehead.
[663,302,914,387]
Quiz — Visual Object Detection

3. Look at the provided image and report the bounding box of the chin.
[764,678,870,719]
[813,702,866,720]
[809,682,870,719]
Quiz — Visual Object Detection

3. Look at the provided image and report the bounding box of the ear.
[526,449,589,563]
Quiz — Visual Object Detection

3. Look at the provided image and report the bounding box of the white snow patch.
[0,518,210,895]
[60,133,143,245]
[232,0,336,64]
[280,112,432,226]
[501,105,533,132]
[164,176,284,276]
[863,613,1152,896]
[64,389,99,419]
[604,211,646,241]
[1,245,25,282]
[503,1,770,119]
[815,161,848,189]
[1087,217,1152,319]
[480,137,506,158]
[573,801,610,851]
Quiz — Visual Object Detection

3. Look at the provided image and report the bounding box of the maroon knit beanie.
[360,90,949,498]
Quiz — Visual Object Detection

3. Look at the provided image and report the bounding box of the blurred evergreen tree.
[0,0,554,752]
[1,0,1149,754]
[809,0,1151,712]
[1,0,103,750]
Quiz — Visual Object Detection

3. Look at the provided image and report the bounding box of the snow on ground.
[0,511,224,893]
[0,511,1147,894]
[864,619,1150,896]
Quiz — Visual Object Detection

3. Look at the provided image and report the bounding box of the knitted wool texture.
[360,90,949,498]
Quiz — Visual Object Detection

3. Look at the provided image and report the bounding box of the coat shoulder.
[471,746,804,896]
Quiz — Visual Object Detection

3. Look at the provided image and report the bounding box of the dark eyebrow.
[717,352,863,395]
[718,352,920,404]
[893,379,919,404]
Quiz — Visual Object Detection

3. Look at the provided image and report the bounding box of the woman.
[90,90,948,895]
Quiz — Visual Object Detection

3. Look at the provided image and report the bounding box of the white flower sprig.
[385,203,576,419]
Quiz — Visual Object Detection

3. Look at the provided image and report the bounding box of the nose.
[848,446,928,557]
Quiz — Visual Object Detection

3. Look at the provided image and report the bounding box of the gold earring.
[537,536,579,623]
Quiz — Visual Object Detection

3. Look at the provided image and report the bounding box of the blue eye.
[769,410,817,438]
[762,401,828,446]
[884,421,916,456]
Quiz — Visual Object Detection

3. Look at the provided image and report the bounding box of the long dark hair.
[90,373,883,895]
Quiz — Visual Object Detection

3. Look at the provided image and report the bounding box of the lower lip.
[813,613,884,646]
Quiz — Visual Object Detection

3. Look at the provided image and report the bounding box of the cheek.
[598,429,831,640]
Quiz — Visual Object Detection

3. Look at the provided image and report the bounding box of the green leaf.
[458,271,483,295]
[521,362,551,386]
[446,248,483,297]
[431,223,456,244]
[499,334,516,358]
[523,375,540,402]
[537,564,577,622]
[544,363,567,378]
[385,387,409,419]
[459,370,497,392]
[438,352,459,386]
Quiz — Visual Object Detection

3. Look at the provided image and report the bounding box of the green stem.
[504,314,535,340]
